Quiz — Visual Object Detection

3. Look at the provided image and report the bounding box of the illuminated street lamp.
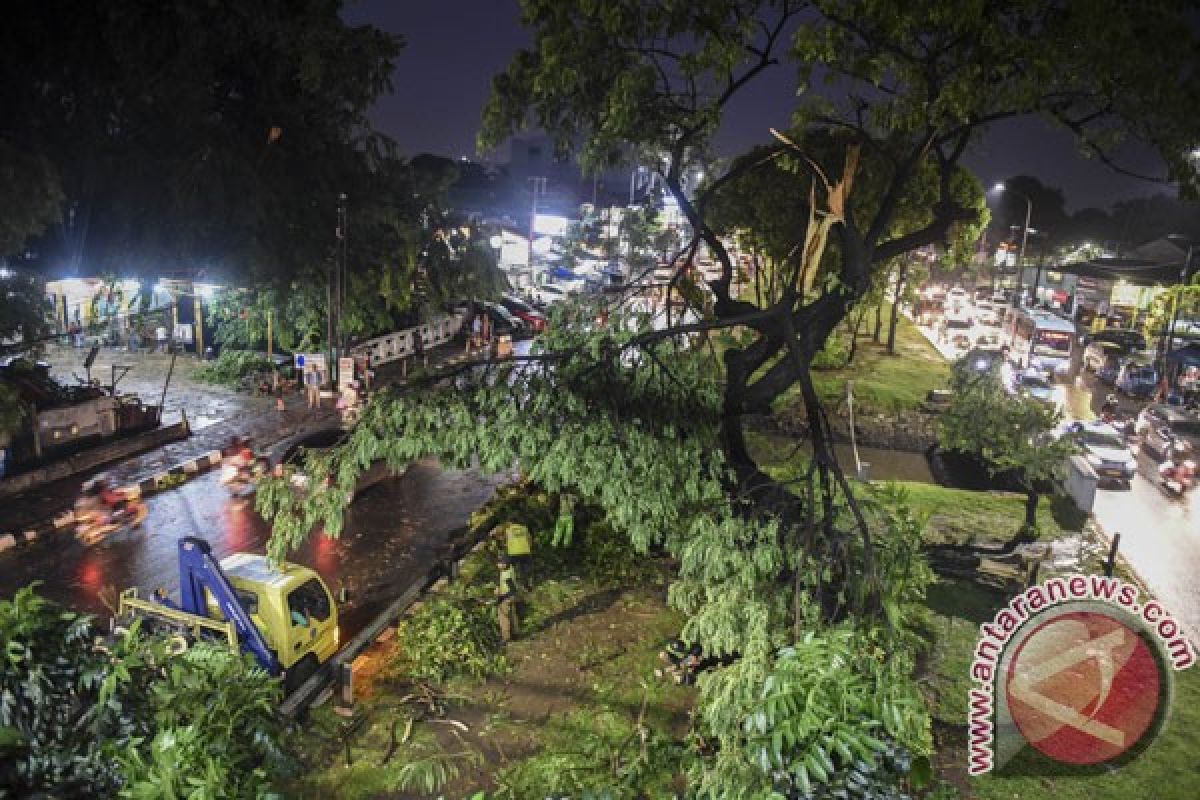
[993,182,1033,307]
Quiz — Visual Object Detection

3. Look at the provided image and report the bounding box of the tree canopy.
[0,0,401,281]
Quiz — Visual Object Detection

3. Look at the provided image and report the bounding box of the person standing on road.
[413,330,427,370]
[495,554,521,643]
[304,365,321,409]
[155,324,169,353]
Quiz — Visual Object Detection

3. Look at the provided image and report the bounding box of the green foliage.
[0,140,63,257]
[194,349,276,387]
[115,644,286,800]
[0,268,51,355]
[0,585,286,798]
[811,333,850,370]
[493,709,686,800]
[4,1,402,280]
[297,719,480,800]
[393,596,507,684]
[0,584,119,793]
[939,358,1079,492]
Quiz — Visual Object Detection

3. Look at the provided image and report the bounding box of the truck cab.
[118,538,340,693]
[205,553,339,674]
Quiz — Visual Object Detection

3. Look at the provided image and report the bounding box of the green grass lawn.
[749,431,1086,543]
[802,306,950,415]
[892,481,1086,544]
[923,579,1200,800]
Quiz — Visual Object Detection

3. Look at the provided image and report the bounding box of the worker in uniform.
[493,521,532,575]
[495,554,521,643]
[552,494,575,547]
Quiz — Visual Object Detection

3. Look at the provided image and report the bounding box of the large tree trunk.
[1024,490,1039,530]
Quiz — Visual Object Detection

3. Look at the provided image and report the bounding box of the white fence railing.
[349,312,466,367]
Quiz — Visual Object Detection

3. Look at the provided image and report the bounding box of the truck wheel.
[284,654,320,695]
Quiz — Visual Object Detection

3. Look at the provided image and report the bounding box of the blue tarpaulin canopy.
[549,266,579,281]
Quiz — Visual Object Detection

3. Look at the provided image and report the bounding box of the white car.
[1073,422,1138,482]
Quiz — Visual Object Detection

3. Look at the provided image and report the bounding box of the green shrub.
[194,349,275,387]
[811,333,850,370]
[0,585,286,799]
[470,482,661,588]
[493,710,686,800]
[393,596,507,684]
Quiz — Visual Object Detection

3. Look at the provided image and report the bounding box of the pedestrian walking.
[495,554,520,643]
[469,314,482,353]
[304,365,321,409]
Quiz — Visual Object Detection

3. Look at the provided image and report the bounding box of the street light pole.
[1011,195,1032,307]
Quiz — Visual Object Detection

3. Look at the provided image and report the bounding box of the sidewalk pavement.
[3,339,479,535]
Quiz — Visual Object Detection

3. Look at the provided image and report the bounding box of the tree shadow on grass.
[521,586,626,638]
[925,578,1006,625]
[1049,491,1088,532]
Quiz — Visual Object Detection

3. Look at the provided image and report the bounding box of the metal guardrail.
[280,525,486,718]
[348,312,466,368]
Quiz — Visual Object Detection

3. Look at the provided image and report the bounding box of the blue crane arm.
[176,537,281,675]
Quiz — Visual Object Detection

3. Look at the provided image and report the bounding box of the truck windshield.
[1034,330,1072,356]
[288,579,331,625]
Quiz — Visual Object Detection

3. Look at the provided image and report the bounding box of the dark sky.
[343,0,1173,212]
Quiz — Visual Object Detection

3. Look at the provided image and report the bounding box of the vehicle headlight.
[1125,459,1138,471]
[1087,453,1103,467]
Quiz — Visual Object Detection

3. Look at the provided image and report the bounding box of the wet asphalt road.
[918,317,1199,638]
[0,459,504,639]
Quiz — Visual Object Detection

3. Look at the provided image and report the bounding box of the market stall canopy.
[1044,258,1188,287]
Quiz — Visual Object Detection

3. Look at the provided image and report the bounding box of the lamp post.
[994,183,1033,307]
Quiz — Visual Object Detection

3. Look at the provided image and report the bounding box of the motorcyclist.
[1100,393,1119,422]
[76,474,125,529]
[1160,440,1196,490]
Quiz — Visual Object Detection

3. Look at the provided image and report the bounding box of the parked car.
[1083,341,1128,377]
[1072,421,1138,482]
[961,347,1005,379]
[480,302,527,337]
[499,296,548,332]
[280,428,403,502]
[939,314,974,350]
[1009,368,1057,406]
[530,284,571,308]
[1116,359,1158,399]
[1136,404,1200,462]
[1081,328,1146,351]
[974,328,1003,351]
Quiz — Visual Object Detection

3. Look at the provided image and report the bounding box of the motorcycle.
[74,498,149,545]
[1158,458,1196,495]
[219,457,268,497]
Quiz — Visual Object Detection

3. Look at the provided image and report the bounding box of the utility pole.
[338,192,348,378]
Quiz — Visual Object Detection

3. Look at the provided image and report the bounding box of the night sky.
[344,0,1171,212]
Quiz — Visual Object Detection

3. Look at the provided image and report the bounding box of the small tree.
[938,361,1078,531]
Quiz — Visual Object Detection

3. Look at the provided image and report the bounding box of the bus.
[1003,308,1076,380]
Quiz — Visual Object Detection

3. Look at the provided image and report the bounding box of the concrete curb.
[1,449,228,553]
